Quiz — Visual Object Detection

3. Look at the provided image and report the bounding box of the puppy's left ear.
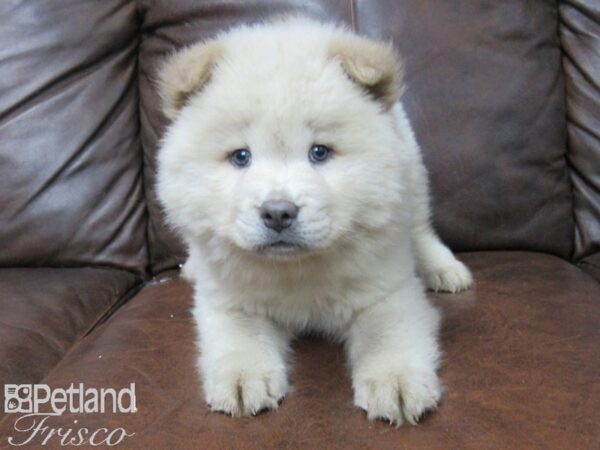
[328,35,403,110]
[158,40,223,120]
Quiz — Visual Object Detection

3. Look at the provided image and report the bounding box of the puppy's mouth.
[258,240,305,256]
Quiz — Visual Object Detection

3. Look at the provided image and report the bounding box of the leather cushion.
[0,268,138,420]
[0,0,148,275]
[4,252,597,448]
[357,0,574,258]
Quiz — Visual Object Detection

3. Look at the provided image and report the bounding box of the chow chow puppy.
[156,17,472,425]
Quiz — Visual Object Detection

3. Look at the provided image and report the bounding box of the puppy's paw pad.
[205,368,288,417]
[424,259,473,293]
[354,369,441,426]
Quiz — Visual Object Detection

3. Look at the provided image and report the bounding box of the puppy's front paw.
[353,368,442,426]
[203,363,289,417]
[423,258,473,293]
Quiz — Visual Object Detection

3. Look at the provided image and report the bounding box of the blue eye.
[230,148,251,167]
[309,145,331,163]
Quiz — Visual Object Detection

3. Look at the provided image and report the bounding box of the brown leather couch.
[1,1,598,448]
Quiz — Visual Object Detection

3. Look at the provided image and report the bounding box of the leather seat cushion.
[0,268,138,419]
[2,252,597,448]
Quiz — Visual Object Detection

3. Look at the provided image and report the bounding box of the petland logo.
[4,383,136,446]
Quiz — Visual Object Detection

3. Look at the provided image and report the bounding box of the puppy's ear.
[158,41,223,120]
[328,35,403,110]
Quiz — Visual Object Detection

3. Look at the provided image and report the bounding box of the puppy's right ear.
[158,41,223,120]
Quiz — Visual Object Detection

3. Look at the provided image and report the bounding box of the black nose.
[260,200,299,232]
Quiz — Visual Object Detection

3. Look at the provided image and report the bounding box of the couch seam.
[133,0,153,279]
[350,0,357,32]
[82,280,146,337]
[556,0,579,263]
[577,259,600,284]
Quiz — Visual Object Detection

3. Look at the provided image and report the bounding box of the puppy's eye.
[230,148,252,168]
[308,145,331,163]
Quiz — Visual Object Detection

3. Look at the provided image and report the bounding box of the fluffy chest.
[219,262,398,335]
[194,228,412,334]
[240,282,368,334]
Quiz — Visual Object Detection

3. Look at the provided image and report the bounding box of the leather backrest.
[1,1,589,278]
[357,0,574,258]
[0,0,148,276]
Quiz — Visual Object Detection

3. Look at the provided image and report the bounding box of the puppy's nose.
[260,200,299,232]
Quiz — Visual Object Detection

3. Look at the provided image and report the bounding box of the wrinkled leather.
[560,0,600,279]
[2,253,597,449]
[0,0,148,276]
[0,268,138,419]
[137,0,355,273]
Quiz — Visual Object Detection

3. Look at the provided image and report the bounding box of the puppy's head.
[157,18,406,260]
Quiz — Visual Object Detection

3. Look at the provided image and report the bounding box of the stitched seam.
[133,2,153,278]
[557,0,578,262]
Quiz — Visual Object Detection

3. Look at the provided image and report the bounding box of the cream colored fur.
[157,17,472,425]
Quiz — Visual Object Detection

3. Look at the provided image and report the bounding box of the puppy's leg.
[194,299,291,416]
[408,146,472,293]
[180,246,201,282]
[411,214,473,293]
[346,280,442,426]
[394,104,472,293]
